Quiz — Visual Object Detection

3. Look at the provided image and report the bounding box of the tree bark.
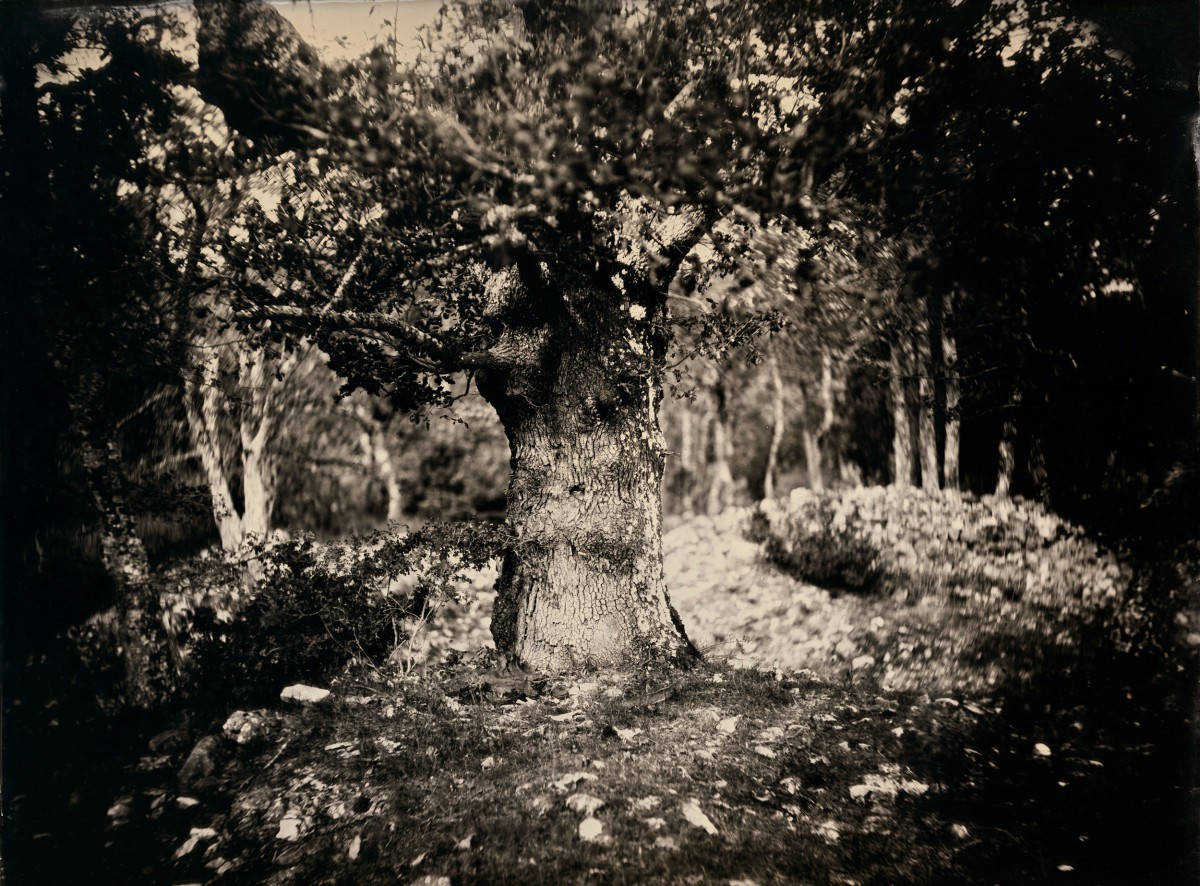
[890,337,915,488]
[996,390,1021,498]
[478,284,693,672]
[763,353,785,500]
[915,299,940,492]
[942,291,961,493]
[705,382,736,516]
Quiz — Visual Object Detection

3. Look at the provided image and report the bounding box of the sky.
[270,0,440,60]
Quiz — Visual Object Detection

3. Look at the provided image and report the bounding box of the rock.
[654,835,679,850]
[815,820,841,843]
[276,816,302,841]
[1033,742,1052,757]
[222,710,268,745]
[633,795,661,811]
[717,716,740,734]
[851,655,875,671]
[173,827,218,859]
[578,817,604,842]
[753,746,777,759]
[481,756,496,770]
[176,796,201,809]
[565,793,605,816]
[456,833,474,851]
[950,823,970,839]
[411,877,451,886]
[681,799,718,835]
[178,736,220,787]
[280,684,330,704]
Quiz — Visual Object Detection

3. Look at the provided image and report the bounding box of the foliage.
[189,522,504,701]
[749,499,885,594]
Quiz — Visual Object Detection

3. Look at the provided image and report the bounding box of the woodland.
[1,0,1198,883]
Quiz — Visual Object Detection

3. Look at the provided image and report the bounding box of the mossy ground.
[4,491,1197,885]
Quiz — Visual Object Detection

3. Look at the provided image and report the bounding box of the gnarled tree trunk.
[478,281,693,672]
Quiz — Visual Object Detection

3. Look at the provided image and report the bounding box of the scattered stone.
[549,711,579,722]
[528,795,553,816]
[411,877,451,886]
[456,833,474,851]
[1186,633,1200,648]
[696,749,715,762]
[578,817,604,842]
[481,755,496,770]
[633,795,661,811]
[851,655,875,671]
[176,796,200,809]
[1033,742,1053,757]
[778,776,802,795]
[614,727,643,741]
[757,726,785,743]
[178,736,220,787]
[815,820,841,843]
[681,799,718,835]
[222,711,268,745]
[717,716,740,734]
[276,817,302,841]
[654,835,679,850]
[174,827,218,858]
[951,823,970,840]
[280,684,330,704]
[565,793,605,816]
[753,746,777,759]
[348,834,362,860]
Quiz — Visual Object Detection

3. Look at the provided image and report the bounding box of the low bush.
[188,522,504,703]
[751,499,885,594]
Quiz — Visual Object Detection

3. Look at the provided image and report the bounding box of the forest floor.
[5,489,1198,885]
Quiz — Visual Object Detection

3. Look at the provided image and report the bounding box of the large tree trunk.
[942,291,961,493]
[763,353,785,500]
[890,337,915,487]
[478,287,693,672]
[802,428,825,492]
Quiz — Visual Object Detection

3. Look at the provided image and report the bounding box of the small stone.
[717,716,740,734]
[815,820,841,843]
[614,727,643,741]
[654,835,679,850]
[696,749,715,762]
[951,823,970,839]
[753,746,777,759]
[456,833,474,851]
[552,771,598,792]
[1033,742,1052,757]
[481,756,496,771]
[276,817,302,841]
[645,816,667,830]
[1186,632,1200,648]
[173,827,218,859]
[633,795,661,811]
[348,834,362,860]
[176,796,200,809]
[849,784,871,800]
[681,799,718,835]
[578,817,604,842]
[280,684,330,704]
[851,655,875,671]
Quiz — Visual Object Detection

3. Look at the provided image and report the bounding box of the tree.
[185,0,930,670]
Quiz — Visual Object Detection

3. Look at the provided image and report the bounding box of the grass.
[4,489,1196,885]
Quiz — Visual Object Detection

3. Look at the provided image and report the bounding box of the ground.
[4,488,1197,884]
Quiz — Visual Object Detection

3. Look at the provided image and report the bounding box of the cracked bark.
[478,280,693,671]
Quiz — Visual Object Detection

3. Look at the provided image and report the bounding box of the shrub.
[753,500,885,594]
[189,522,504,702]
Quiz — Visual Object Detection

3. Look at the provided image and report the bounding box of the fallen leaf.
[552,771,598,792]
[565,793,605,816]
